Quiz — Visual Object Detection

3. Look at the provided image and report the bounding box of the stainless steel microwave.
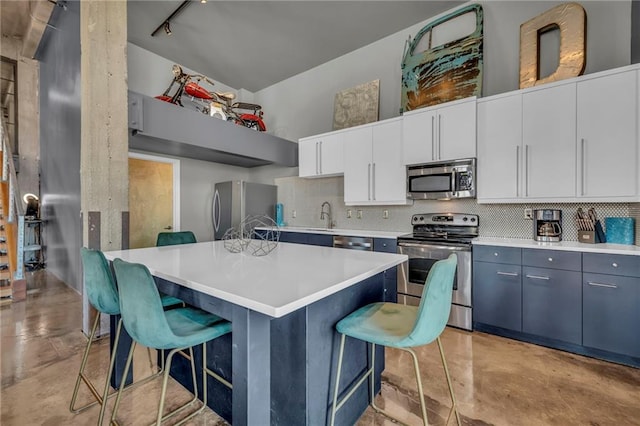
[406,158,476,200]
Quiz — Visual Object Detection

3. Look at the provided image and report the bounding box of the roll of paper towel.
[604,217,635,245]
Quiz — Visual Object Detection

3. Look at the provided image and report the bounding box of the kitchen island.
[104,240,407,425]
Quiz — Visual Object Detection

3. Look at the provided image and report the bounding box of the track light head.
[164,21,172,35]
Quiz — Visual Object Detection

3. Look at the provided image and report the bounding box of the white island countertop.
[104,240,407,318]
[473,237,640,256]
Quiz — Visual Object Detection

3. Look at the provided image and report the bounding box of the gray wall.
[255,0,632,141]
[38,2,82,291]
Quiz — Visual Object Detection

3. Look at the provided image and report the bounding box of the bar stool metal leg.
[70,312,103,413]
[437,337,461,426]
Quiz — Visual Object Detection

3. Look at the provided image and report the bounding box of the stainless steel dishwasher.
[333,235,373,251]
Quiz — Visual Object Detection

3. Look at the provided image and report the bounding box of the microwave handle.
[450,170,457,197]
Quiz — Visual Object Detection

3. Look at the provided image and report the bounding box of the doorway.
[128,153,180,248]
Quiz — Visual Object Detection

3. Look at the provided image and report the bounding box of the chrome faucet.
[320,201,334,229]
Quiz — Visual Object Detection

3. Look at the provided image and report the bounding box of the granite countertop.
[265,226,408,239]
[473,237,640,256]
[104,241,407,318]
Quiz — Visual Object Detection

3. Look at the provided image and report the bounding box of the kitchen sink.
[301,227,336,233]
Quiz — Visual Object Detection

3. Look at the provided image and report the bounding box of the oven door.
[397,242,471,307]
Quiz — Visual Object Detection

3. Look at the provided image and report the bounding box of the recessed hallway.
[1,271,638,425]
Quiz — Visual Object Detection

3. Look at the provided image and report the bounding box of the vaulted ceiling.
[128,1,462,92]
[1,1,462,92]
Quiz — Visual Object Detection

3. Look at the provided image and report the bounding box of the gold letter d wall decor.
[519,2,586,89]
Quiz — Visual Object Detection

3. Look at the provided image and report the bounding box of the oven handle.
[398,242,470,252]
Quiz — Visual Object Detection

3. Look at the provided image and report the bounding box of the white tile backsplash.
[275,176,639,244]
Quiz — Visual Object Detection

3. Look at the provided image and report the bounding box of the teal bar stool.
[70,248,184,425]
[111,258,232,426]
[330,254,461,426]
[156,231,197,247]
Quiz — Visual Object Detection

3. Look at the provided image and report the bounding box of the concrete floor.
[1,270,639,426]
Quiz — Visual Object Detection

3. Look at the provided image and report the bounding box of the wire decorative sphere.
[222,215,280,256]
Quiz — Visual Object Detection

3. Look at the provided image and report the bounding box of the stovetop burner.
[400,213,479,245]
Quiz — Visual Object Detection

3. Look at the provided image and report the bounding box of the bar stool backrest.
[81,248,120,316]
[403,253,457,347]
[156,231,197,247]
[112,258,178,350]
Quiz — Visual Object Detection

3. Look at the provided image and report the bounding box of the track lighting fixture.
[151,1,191,37]
[200,0,207,3]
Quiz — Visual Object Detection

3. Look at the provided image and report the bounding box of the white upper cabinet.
[298,132,344,178]
[371,119,407,203]
[477,93,523,200]
[522,83,577,199]
[343,126,373,203]
[344,118,410,205]
[402,97,476,165]
[577,69,638,199]
[477,65,640,203]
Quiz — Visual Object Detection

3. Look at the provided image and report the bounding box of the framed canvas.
[332,79,379,130]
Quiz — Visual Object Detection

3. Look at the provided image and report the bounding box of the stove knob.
[470,217,476,222]
[413,216,418,222]
[420,216,424,221]
[463,217,468,222]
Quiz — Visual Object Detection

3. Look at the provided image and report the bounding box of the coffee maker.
[533,209,562,242]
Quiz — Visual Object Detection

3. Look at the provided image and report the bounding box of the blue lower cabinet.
[373,239,397,302]
[373,238,397,253]
[277,231,332,247]
[306,233,333,247]
[522,267,582,345]
[583,273,640,358]
[472,261,522,332]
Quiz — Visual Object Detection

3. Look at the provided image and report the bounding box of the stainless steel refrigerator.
[212,180,277,240]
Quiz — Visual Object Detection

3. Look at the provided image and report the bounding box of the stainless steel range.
[397,213,478,331]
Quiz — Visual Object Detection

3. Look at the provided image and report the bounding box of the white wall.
[255,0,632,142]
[126,2,634,238]
[128,43,238,100]
[127,45,292,240]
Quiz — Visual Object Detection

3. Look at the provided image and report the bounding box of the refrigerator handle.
[212,189,221,232]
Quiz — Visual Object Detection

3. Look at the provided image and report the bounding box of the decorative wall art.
[332,79,380,130]
[519,2,586,89]
[401,4,483,112]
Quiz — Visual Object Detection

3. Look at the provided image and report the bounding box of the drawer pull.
[497,271,518,277]
[548,257,553,262]
[526,274,550,280]
[587,282,618,289]
[494,252,499,256]
[612,263,618,268]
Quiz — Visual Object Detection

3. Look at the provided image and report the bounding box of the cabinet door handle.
[315,142,320,174]
[581,138,586,196]
[438,114,442,160]
[497,271,519,277]
[526,274,550,280]
[515,146,520,197]
[368,163,372,200]
[587,281,618,289]
[319,141,323,174]
[372,162,376,200]
[431,115,435,160]
[524,144,529,197]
